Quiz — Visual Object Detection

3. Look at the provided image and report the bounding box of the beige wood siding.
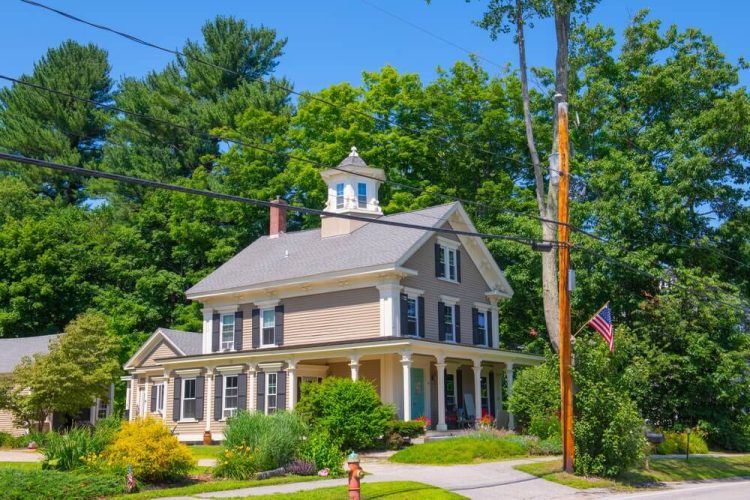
[0,409,24,436]
[281,288,380,346]
[141,341,178,367]
[241,303,254,351]
[359,360,381,394]
[402,230,492,346]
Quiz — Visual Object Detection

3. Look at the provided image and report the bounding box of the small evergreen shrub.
[286,459,317,476]
[654,430,709,455]
[0,469,124,500]
[298,430,345,474]
[296,377,394,451]
[101,416,194,482]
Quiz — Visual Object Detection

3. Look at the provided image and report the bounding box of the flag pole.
[573,302,609,337]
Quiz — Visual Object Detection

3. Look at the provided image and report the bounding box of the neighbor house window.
[181,378,196,420]
[357,182,367,208]
[261,309,276,346]
[445,373,456,409]
[438,244,458,282]
[223,375,239,419]
[97,400,108,420]
[266,372,278,414]
[154,383,165,414]
[443,304,456,342]
[406,297,418,336]
[477,310,487,346]
[336,183,345,209]
[221,314,235,351]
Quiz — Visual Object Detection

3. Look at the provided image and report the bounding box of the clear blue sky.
[1,0,748,92]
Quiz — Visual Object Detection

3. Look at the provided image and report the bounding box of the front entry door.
[410,368,425,419]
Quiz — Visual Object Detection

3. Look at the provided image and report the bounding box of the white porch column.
[505,362,515,430]
[143,376,151,418]
[247,364,257,412]
[205,369,214,432]
[472,360,482,423]
[377,280,401,337]
[129,378,137,421]
[349,355,361,381]
[401,352,412,421]
[435,356,447,431]
[286,361,297,411]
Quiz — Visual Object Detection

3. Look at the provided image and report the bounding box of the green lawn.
[188,444,222,460]
[0,461,42,471]
[230,481,465,499]
[390,435,529,465]
[515,455,750,490]
[116,475,325,499]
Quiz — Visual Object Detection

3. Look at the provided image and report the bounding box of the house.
[0,334,114,436]
[123,148,542,442]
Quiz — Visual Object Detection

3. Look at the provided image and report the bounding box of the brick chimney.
[269,197,287,238]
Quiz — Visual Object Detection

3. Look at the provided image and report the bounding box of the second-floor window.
[261,309,276,346]
[443,304,456,342]
[336,183,345,209]
[221,314,235,351]
[437,244,458,282]
[223,375,239,418]
[357,182,367,208]
[406,297,418,336]
[266,372,278,414]
[181,378,196,420]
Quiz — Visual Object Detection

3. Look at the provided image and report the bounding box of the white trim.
[255,298,281,308]
[436,236,461,250]
[473,302,491,311]
[180,377,198,422]
[260,308,277,347]
[265,372,278,415]
[124,329,186,370]
[214,305,240,313]
[377,280,401,337]
[221,373,240,420]
[258,362,284,372]
[401,286,424,297]
[439,295,460,306]
[175,368,201,376]
[216,365,244,374]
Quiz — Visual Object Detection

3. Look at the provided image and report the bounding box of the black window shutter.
[212,313,220,352]
[251,308,260,348]
[238,373,247,412]
[400,293,409,336]
[456,250,462,282]
[277,371,287,411]
[257,371,265,413]
[489,371,496,417]
[275,305,284,345]
[437,302,445,341]
[214,375,223,421]
[195,376,205,422]
[234,310,243,351]
[150,383,157,412]
[418,296,425,338]
[455,304,461,343]
[487,311,493,348]
[172,377,181,421]
[434,243,444,277]
[472,307,479,345]
[456,369,463,408]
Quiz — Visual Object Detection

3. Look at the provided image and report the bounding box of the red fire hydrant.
[347,452,365,500]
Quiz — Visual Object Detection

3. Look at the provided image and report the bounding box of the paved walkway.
[0,449,43,462]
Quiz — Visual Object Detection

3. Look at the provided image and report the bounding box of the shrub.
[216,411,307,479]
[101,416,194,482]
[383,420,427,450]
[0,469,124,500]
[654,430,709,455]
[507,351,559,431]
[18,430,50,449]
[296,377,394,451]
[700,414,750,452]
[0,431,18,448]
[43,416,121,471]
[286,459,317,476]
[528,414,560,440]
[298,430,345,474]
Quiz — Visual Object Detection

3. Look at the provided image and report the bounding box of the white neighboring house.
[0,334,114,436]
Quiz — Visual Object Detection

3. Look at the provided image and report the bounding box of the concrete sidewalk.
[0,449,43,462]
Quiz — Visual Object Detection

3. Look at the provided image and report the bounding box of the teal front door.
[411,368,425,419]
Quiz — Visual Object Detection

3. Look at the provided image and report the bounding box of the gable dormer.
[320,147,386,238]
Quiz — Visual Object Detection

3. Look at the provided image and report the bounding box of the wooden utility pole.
[557,98,574,473]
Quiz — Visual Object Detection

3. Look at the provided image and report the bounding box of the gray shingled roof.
[0,334,60,374]
[159,329,202,356]
[187,202,458,297]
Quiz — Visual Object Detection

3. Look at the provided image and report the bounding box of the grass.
[228,481,465,499]
[0,461,42,471]
[390,435,528,465]
[188,444,222,460]
[515,455,750,491]
[115,475,325,499]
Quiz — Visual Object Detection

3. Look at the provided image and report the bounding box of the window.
[477,310,487,346]
[223,375,239,418]
[97,400,108,420]
[438,244,458,282]
[445,373,456,409]
[221,314,235,351]
[261,309,276,346]
[480,376,490,414]
[266,372,278,414]
[357,182,367,208]
[443,304,456,342]
[336,183,345,209]
[154,383,165,414]
[182,378,196,420]
[406,297,418,336]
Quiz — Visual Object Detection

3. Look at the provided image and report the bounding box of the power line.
[0,151,560,247]
[0,73,602,241]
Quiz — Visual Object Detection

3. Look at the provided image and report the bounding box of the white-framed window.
[266,372,278,414]
[223,375,239,419]
[445,373,456,409]
[336,183,345,209]
[357,182,367,208]
[221,314,235,351]
[443,304,456,342]
[261,308,276,346]
[438,243,458,282]
[406,297,419,336]
[181,378,197,420]
[477,310,488,346]
[154,382,165,414]
[97,399,108,420]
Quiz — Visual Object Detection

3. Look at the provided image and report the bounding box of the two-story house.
[123,148,541,442]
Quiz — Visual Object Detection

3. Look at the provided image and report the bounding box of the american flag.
[126,465,136,492]
[589,303,614,352]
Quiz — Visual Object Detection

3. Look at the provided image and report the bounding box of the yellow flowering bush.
[101,417,194,482]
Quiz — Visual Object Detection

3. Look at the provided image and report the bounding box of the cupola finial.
[349,145,359,157]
